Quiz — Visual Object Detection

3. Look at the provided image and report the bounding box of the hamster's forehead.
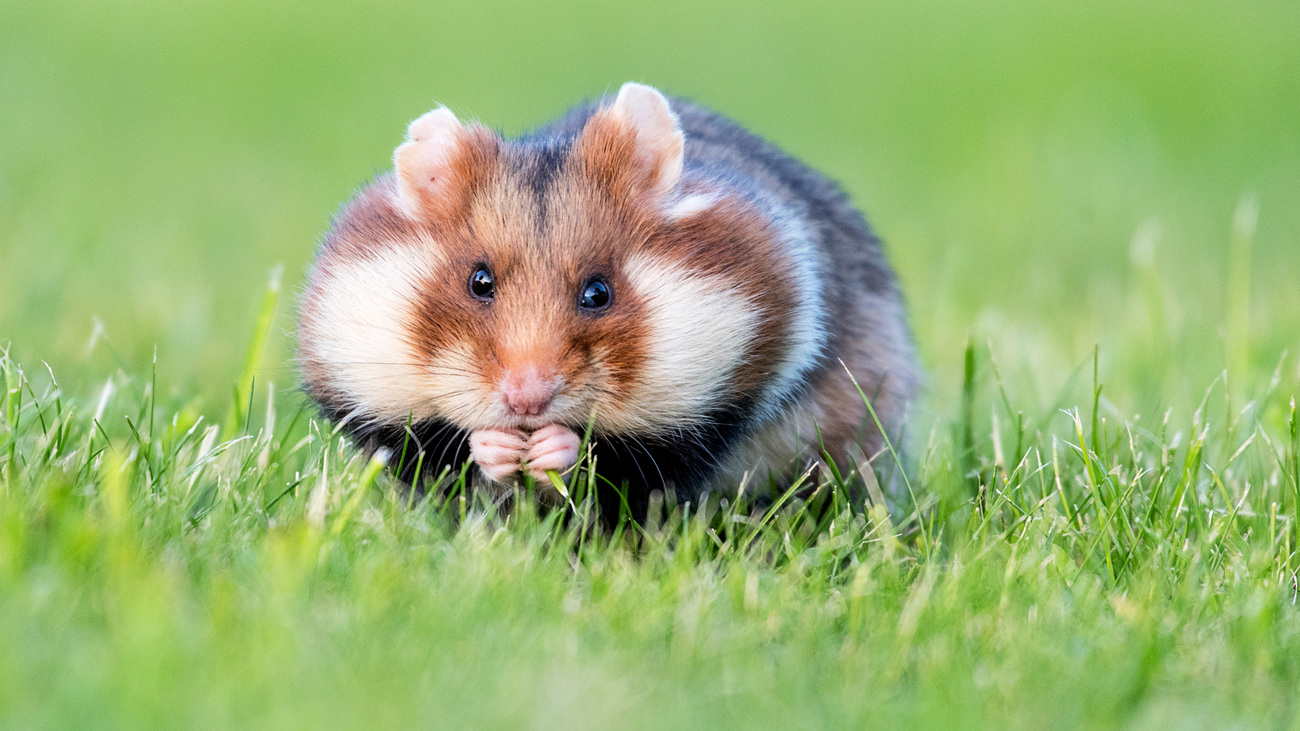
[458,140,647,270]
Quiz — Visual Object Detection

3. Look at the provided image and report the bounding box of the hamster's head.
[299,83,799,441]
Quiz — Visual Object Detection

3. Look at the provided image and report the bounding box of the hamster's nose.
[500,367,560,417]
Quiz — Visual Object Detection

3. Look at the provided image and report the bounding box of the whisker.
[606,437,655,494]
[432,426,472,479]
[627,434,669,489]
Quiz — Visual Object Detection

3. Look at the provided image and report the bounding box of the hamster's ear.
[393,107,498,223]
[576,82,684,203]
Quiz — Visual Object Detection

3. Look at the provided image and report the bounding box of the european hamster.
[298,82,919,518]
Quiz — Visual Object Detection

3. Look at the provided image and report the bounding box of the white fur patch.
[301,241,464,424]
[665,193,719,221]
[608,255,758,432]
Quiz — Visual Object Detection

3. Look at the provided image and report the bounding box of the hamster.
[297,82,919,519]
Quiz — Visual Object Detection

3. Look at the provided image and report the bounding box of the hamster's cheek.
[300,244,447,422]
[609,254,758,429]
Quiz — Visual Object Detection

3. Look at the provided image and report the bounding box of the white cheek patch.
[614,255,758,432]
[301,243,458,424]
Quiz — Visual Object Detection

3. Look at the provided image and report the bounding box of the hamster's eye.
[578,277,612,311]
[468,266,495,301]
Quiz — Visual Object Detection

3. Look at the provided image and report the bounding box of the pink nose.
[500,368,559,416]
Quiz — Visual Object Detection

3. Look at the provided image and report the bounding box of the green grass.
[6,323,1300,729]
[4,0,1300,727]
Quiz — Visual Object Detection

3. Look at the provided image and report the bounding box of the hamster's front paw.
[469,428,529,482]
[524,424,581,480]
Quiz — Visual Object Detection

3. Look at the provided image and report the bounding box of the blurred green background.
[3,4,1300,727]
[2,0,1298,417]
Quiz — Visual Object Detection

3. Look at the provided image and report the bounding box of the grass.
[6,329,1300,728]
[4,0,1300,727]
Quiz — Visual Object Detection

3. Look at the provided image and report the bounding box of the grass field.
[3,0,1300,727]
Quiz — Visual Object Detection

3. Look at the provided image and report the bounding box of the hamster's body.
[298,83,918,518]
